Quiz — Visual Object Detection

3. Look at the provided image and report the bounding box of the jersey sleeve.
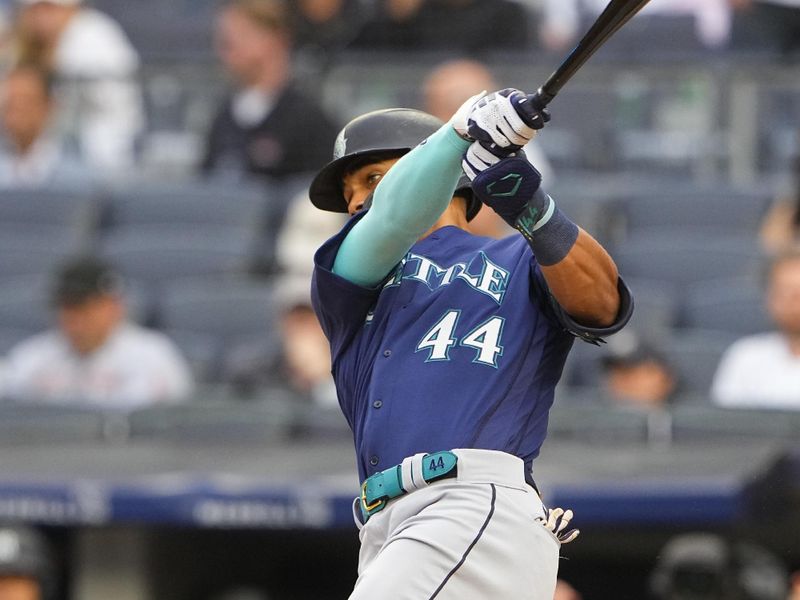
[530,259,634,345]
[311,211,385,361]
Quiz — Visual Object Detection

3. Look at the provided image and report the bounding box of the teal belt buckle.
[359,451,459,523]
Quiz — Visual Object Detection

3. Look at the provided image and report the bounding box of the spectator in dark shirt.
[202,0,339,182]
[353,0,531,53]
[290,0,367,67]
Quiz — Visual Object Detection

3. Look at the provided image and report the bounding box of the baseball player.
[309,90,632,599]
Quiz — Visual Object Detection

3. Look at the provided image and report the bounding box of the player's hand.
[536,507,580,545]
[465,145,545,228]
[466,89,550,151]
[450,91,488,140]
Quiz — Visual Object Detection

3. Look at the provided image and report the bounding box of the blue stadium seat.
[106,180,268,230]
[681,277,771,335]
[0,403,107,443]
[158,278,275,345]
[622,278,680,337]
[661,329,739,397]
[164,330,221,384]
[619,186,771,235]
[612,232,765,290]
[670,405,800,441]
[99,227,254,286]
[0,187,98,238]
[126,400,293,441]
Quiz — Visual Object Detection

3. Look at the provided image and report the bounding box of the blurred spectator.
[202,0,339,182]
[14,0,144,171]
[649,533,788,600]
[760,155,800,254]
[729,0,800,54]
[554,579,582,600]
[352,0,531,53]
[290,0,366,67]
[0,525,55,600]
[537,0,730,52]
[2,257,193,409]
[711,249,800,409]
[0,64,88,187]
[225,276,336,408]
[600,331,677,409]
[421,58,553,239]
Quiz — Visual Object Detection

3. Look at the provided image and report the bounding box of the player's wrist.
[514,194,579,267]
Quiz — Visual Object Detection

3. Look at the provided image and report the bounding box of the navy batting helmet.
[309,108,480,221]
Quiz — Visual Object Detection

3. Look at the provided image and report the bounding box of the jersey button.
[383,350,392,358]
[373,400,383,409]
[369,456,379,467]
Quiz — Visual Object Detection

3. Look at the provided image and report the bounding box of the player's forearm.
[540,228,621,327]
[333,126,469,287]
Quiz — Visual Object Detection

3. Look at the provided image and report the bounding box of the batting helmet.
[309,108,480,221]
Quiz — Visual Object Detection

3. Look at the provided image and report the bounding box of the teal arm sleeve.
[332,126,470,287]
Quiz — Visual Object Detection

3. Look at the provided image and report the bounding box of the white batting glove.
[466,88,548,151]
[536,507,580,545]
[450,91,488,140]
[462,141,504,181]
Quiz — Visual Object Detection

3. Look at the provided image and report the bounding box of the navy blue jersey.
[312,212,631,482]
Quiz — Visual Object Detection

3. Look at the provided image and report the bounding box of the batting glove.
[537,507,580,545]
[450,91,488,140]
[466,88,550,151]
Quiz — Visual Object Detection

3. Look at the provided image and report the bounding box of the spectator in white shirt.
[2,257,193,409]
[711,249,800,409]
[0,64,88,187]
[14,0,144,172]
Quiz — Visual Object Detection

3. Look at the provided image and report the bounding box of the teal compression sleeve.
[332,126,470,287]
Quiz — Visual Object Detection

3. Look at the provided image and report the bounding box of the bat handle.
[528,87,556,111]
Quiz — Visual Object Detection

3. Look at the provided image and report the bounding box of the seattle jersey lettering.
[383,251,510,304]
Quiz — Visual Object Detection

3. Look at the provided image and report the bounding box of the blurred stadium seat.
[0,403,108,443]
[99,227,254,283]
[158,278,274,341]
[670,405,800,441]
[105,180,269,229]
[612,231,765,289]
[681,276,771,335]
[126,400,294,441]
[622,277,681,337]
[661,329,739,397]
[619,185,771,235]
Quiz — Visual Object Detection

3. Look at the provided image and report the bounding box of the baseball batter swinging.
[309,89,633,599]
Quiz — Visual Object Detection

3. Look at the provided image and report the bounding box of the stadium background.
[0,0,799,598]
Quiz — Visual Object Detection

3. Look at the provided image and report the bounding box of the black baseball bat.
[530,0,654,109]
